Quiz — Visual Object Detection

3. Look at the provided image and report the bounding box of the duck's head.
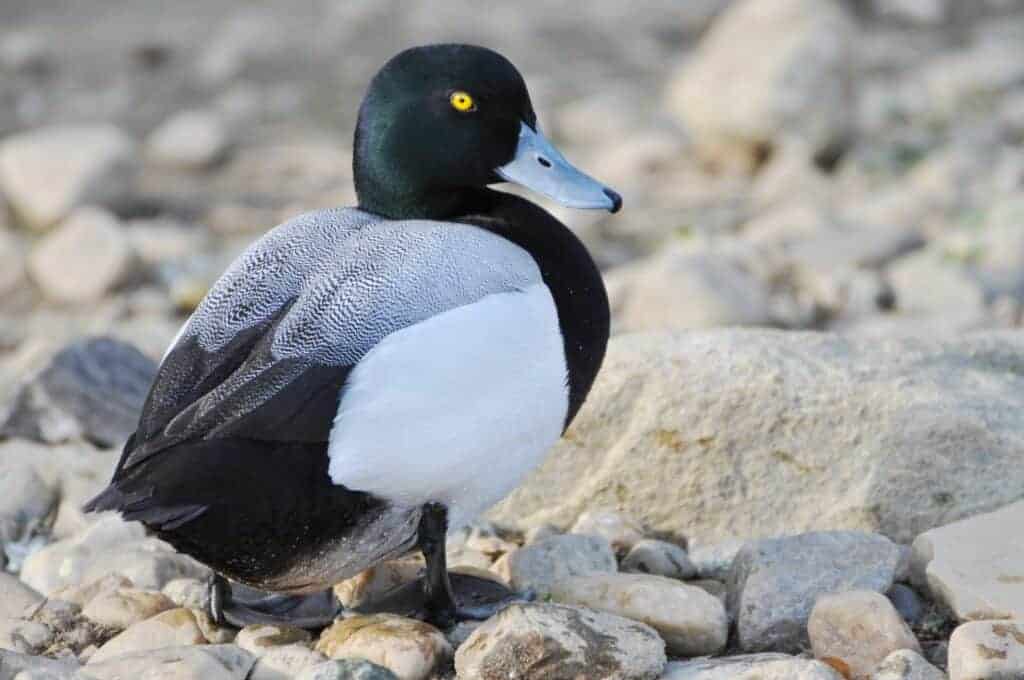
[354,44,622,220]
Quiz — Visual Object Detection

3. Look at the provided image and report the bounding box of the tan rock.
[549,573,727,656]
[570,509,646,554]
[84,644,256,680]
[236,623,312,657]
[87,607,207,664]
[333,559,423,608]
[51,574,133,607]
[808,590,920,680]
[250,644,327,680]
[314,614,450,680]
[82,587,175,629]
[872,649,945,680]
[948,620,1024,680]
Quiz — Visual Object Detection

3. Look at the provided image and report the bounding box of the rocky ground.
[2,0,1024,678]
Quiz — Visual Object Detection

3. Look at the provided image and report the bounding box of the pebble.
[0,574,43,620]
[163,577,211,611]
[689,539,744,581]
[0,618,54,655]
[728,531,904,653]
[86,608,208,664]
[872,649,946,680]
[249,644,326,680]
[84,644,256,680]
[296,659,399,680]
[662,654,844,679]
[947,620,1024,680]
[621,539,697,580]
[454,602,665,680]
[81,587,175,630]
[333,560,423,608]
[27,207,134,304]
[570,509,646,554]
[236,623,312,657]
[549,573,728,656]
[0,462,56,548]
[886,584,925,626]
[146,110,231,169]
[51,574,133,608]
[504,534,617,596]
[911,499,1024,621]
[0,650,78,680]
[808,590,921,680]
[314,614,450,680]
[0,125,136,231]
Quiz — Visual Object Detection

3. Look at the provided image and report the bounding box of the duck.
[86,43,621,630]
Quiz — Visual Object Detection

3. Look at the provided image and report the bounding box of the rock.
[886,585,925,626]
[81,588,175,630]
[196,10,285,85]
[27,207,134,304]
[0,32,53,75]
[662,654,844,679]
[454,602,665,680]
[0,337,157,447]
[808,590,921,680]
[50,574,133,608]
[620,540,696,580]
[871,0,952,25]
[0,461,56,549]
[314,614,449,680]
[296,659,399,680]
[488,330,1024,545]
[948,620,1024,680]
[84,644,256,680]
[0,229,27,296]
[0,574,42,619]
[20,514,209,595]
[0,125,136,231]
[504,534,617,596]
[23,599,113,657]
[0,651,78,680]
[872,649,946,680]
[163,577,211,611]
[728,531,903,653]
[607,246,774,332]
[666,0,855,172]
[87,608,207,664]
[689,540,744,581]
[250,644,326,680]
[333,560,424,608]
[910,499,1024,621]
[886,248,987,332]
[689,580,728,608]
[236,623,312,656]
[922,40,1024,120]
[549,573,727,656]
[570,510,645,554]
[0,618,54,654]
[146,110,230,169]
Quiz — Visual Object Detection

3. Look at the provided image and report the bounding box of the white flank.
[327,283,568,529]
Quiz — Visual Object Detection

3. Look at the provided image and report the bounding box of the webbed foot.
[208,574,343,629]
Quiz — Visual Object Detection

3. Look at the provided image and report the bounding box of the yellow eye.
[449,91,476,112]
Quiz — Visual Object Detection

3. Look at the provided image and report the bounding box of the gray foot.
[208,574,343,629]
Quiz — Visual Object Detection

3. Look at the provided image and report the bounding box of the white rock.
[808,590,921,680]
[872,649,946,680]
[454,603,665,680]
[27,207,134,303]
[887,248,987,332]
[549,573,727,656]
[948,620,1024,680]
[0,574,43,619]
[314,614,449,680]
[922,40,1024,120]
[621,540,697,580]
[666,0,856,171]
[0,618,54,654]
[163,577,211,611]
[87,608,207,664]
[911,500,1024,621]
[489,330,1024,545]
[81,587,175,630]
[50,574,133,608]
[296,659,398,680]
[147,110,230,169]
[504,534,617,596]
[689,540,745,581]
[0,229,27,296]
[0,125,136,230]
[570,509,646,553]
[250,644,326,680]
[236,623,312,657]
[84,644,256,680]
[0,461,57,545]
[663,654,844,679]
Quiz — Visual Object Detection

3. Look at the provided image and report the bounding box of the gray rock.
[0,229,27,297]
[22,599,112,657]
[666,0,856,172]
[662,654,844,679]
[0,462,56,555]
[911,499,1024,621]
[250,645,326,680]
[0,618,54,655]
[886,585,925,626]
[948,620,1024,680]
[0,574,42,620]
[27,207,134,304]
[872,649,946,680]
[0,651,77,680]
[84,644,256,680]
[0,337,157,448]
[570,509,645,554]
[488,331,1024,545]
[922,39,1024,120]
[0,125,136,231]
[887,248,988,333]
[621,540,696,580]
[728,531,903,653]
[454,603,665,680]
[504,534,617,596]
[146,110,230,169]
[296,659,398,680]
[689,540,744,581]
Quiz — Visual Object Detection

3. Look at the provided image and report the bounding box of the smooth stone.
[314,614,449,680]
[84,644,256,680]
[23,599,110,657]
[808,590,921,680]
[236,623,312,656]
[193,608,237,645]
[296,659,399,680]
[0,651,78,680]
[0,574,43,619]
[51,574,133,608]
[146,110,230,169]
[621,540,697,580]
[689,540,744,581]
[249,644,326,680]
[570,509,646,554]
[454,603,665,680]
[728,531,903,653]
[662,654,844,679]
[0,618,54,654]
[0,463,56,547]
[948,620,1024,680]
[87,608,207,664]
[0,124,136,231]
[504,534,617,596]
[81,588,175,630]
[887,584,925,626]
[549,573,727,656]
[333,559,423,608]
[872,649,946,680]
[163,577,211,611]
[911,499,1024,621]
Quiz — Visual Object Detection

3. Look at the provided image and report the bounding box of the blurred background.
[2,0,1024,383]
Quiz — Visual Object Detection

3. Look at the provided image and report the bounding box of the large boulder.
[489,330,1024,545]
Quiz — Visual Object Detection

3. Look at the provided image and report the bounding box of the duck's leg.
[207,573,343,629]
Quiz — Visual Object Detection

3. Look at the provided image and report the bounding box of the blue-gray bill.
[495,122,622,213]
